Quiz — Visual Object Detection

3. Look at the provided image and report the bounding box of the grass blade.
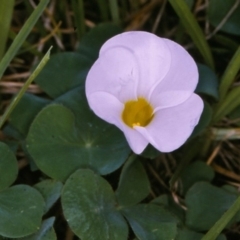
[71,0,85,39]
[219,45,240,101]
[108,0,120,24]
[97,0,109,21]
[0,0,14,60]
[168,0,214,69]
[0,46,52,129]
[0,0,49,80]
[213,86,240,123]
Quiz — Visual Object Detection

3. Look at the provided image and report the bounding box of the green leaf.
[34,52,92,99]
[195,63,219,100]
[151,195,185,223]
[169,140,202,189]
[122,204,178,240]
[26,100,130,181]
[176,228,226,240]
[208,0,240,36]
[202,195,240,240]
[168,0,214,69]
[21,217,56,240]
[116,155,150,207]
[190,101,212,139]
[176,228,203,240]
[77,23,122,61]
[140,145,160,159]
[185,182,238,231]
[34,180,63,214]
[62,169,128,240]
[0,142,18,191]
[9,93,50,136]
[180,161,215,195]
[0,185,45,238]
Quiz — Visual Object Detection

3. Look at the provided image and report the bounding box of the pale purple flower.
[85,31,204,154]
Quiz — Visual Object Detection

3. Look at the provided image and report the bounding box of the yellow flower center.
[122,98,154,128]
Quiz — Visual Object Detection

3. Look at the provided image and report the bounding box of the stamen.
[122,98,154,128]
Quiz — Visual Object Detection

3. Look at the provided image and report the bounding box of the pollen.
[122,98,154,128]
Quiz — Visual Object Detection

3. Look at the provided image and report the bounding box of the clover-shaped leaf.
[116,155,150,207]
[176,228,226,240]
[186,182,238,231]
[0,142,18,191]
[34,180,63,214]
[180,161,214,195]
[8,93,50,137]
[122,204,179,240]
[26,102,130,181]
[0,185,44,238]
[62,169,128,240]
[195,63,219,100]
[21,217,56,240]
[77,23,122,61]
[34,52,92,98]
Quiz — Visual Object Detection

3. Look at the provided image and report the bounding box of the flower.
[85,31,204,154]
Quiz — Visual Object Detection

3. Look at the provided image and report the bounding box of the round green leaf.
[0,185,45,238]
[186,182,238,231]
[26,102,130,181]
[180,161,215,195]
[176,229,226,240]
[141,144,160,159]
[62,169,128,240]
[9,93,50,137]
[34,52,92,98]
[77,23,122,61]
[0,142,18,191]
[208,0,240,36]
[116,155,150,207]
[34,180,63,214]
[122,204,178,240]
[151,195,185,223]
[176,229,203,240]
[21,217,56,240]
[195,63,219,100]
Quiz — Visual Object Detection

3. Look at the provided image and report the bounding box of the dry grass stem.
[212,163,240,182]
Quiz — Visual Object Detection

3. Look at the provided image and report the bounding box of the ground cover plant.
[0,0,240,239]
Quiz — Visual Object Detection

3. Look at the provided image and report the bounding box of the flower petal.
[135,94,204,152]
[122,125,149,154]
[152,91,193,112]
[150,39,198,108]
[100,31,171,97]
[87,91,123,128]
[86,47,139,103]
[88,91,148,154]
